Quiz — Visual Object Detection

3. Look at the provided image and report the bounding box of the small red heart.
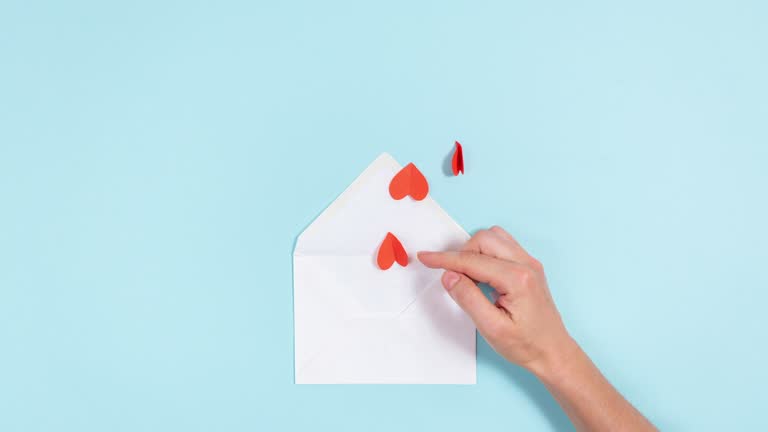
[389,162,429,201]
[377,232,408,270]
[451,141,464,176]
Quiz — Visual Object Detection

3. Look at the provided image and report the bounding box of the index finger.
[417,250,516,294]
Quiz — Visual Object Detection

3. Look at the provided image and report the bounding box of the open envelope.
[293,153,476,384]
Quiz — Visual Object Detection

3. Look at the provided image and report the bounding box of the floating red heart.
[377,232,408,270]
[389,162,429,201]
[452,141,464,176]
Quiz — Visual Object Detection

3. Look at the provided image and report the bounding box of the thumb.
[441,271,503,336]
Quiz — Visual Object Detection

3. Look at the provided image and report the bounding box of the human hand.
[418,226,577,378]
[419,226,657,431]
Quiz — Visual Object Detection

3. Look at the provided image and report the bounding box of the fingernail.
[442,271,460,290]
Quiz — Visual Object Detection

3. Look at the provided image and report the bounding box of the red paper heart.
[389,162,429,201]
[377,232,408,270]
[451,141,464,176]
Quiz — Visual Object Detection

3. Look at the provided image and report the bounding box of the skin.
[418,226,656,432]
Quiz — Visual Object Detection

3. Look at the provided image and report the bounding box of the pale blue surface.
[1,1,767,430]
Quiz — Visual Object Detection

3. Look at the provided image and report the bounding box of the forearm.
[532,338,656,432]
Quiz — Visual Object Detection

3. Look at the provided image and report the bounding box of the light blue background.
[1,1,766,430]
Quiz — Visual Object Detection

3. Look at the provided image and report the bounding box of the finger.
[489,225,519,244]
[441,271,505,336]
[462,229,528,263]
[418,250,516,294]
[489,225,530,255]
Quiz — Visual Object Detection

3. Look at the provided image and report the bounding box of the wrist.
[527,334,586,386]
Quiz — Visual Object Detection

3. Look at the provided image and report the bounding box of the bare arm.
[418,226,655,432]
[534,337,655,431]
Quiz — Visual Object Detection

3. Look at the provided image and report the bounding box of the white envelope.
[293,153,476,384]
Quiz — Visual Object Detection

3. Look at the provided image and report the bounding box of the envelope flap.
[294,153,469,256]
